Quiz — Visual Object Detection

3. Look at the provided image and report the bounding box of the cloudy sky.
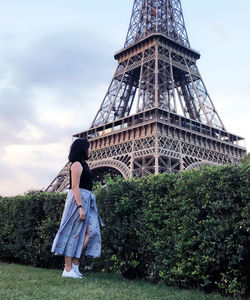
[0,0,249,196]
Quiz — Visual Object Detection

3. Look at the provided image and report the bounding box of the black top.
[69,161,93,191]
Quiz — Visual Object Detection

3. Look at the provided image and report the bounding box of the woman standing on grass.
[51,138,104,279]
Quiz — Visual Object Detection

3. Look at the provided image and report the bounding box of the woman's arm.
[71,161,86,221]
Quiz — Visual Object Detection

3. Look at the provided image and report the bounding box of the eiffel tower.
[46,0,246,192]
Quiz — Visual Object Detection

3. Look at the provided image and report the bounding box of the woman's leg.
[72,223,90,266]
[82,223,90,254]
[64,256,73,271]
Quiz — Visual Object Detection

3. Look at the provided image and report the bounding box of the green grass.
[0,263,229,300]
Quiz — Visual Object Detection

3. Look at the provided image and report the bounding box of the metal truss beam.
[92,36,225,130]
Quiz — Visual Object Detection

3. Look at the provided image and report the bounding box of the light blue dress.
[51,188,104,259]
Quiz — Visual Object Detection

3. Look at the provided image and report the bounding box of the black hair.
[68,138,90,162]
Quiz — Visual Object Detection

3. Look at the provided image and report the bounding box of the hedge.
[0,191,63,268]
[0,159,249,297]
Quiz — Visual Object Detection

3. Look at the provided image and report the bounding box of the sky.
[0,0,249,196]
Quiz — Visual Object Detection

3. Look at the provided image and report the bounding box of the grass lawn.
[0,263,229,300]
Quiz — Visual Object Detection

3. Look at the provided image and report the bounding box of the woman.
[51,138,104,278]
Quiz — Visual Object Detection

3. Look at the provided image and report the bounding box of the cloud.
[4,30,115,98]
[0,28,115,144]
[0,141,71,195]
[0,28,116,196]
[0,86,35,146]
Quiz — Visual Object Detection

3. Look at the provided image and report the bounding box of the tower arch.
[185,161,219,171]
[89,159,130,180]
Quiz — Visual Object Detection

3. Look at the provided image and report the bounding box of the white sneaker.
[72,263,83,277]
[62,268,81,279]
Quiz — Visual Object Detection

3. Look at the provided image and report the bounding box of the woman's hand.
[79,207,86,221]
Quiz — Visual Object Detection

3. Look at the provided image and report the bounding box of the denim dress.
[51,188,104,259]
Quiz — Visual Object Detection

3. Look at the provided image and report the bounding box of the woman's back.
[69,160,93,191]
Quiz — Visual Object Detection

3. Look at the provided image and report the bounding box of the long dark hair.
[68,138,89,162]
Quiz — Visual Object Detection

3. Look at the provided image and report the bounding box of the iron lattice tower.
[46,0,246,192]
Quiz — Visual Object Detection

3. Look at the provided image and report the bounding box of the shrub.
[0,192,65,268]
[93,163,250,297]
[0,159,249,297]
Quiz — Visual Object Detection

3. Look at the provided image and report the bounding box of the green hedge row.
[0,159,249,296]
[0,191,66,268]
[93,163,250,297]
